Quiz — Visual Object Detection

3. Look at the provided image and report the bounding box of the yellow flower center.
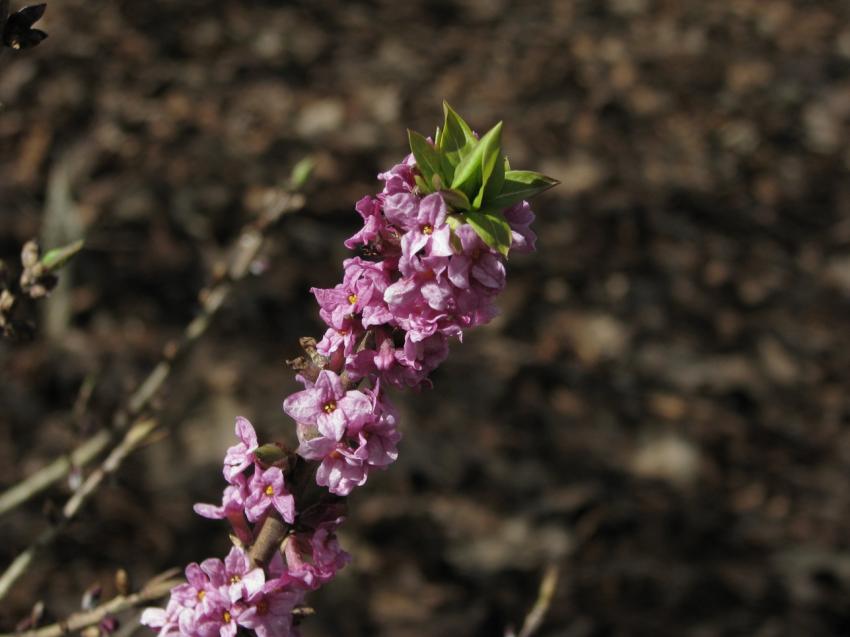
[347,293,357,305]
[323,400,337,414]
[197,590,205,601]
[422,224,433,235]
[230,574,241,584]
[223,611,232,623]
[265,485,274,496]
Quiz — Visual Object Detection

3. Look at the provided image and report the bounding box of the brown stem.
[248,513,289,567]
[0,574,183,637]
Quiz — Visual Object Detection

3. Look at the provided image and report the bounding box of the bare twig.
[0,191,305,518]
[0,190,306,601]
[506,565,559,637]
[0,419,158,601]
[0,572,183,637]
[0,430,110,516]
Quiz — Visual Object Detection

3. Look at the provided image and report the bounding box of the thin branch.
[0,191,306,601]
[507,565,559,637]
[0,430,110,516]
[0,573,183,637]
[0,191,305,518]
[0,418,158,601]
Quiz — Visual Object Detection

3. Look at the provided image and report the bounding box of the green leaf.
[476,132,506,208]
[473,123,504,208]
[438,148,456,183]
[440,188,471,211]
[41,239,84,272]
[408,130,446,193]
[439,101,477,166]
[452,121,502,203]
[487,170,560,210]
[288,157,315,190]
[465,210,512,257]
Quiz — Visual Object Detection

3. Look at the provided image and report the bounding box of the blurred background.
[2,0,850,635]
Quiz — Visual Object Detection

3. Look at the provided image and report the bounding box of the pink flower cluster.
[142,146,539,637]
[314,156,536,393]
[140,547,302,637]
[280,156,536,498]
[142,419,350,637]
[284,372,400,496]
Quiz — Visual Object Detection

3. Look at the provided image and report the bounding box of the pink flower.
[140,605,181,637]
[283,518,350,589]
[342,257,394,327]
[201,547,265,604]
[143,561,230,637]
[223,417,258,483]
[312,258,392,331]
[349,387,400,466]
[315,325,359,359]
[142,547,300,637]
[447,225,506,291]
[193,474,252,544]
[238,581,303,637]
[377,157,416,195]
[298,434,368,496]
[344,196,385,250]
[179,563,218,613]
[282,370,372,441]
[382,192,420,230]
[503,200,537,254]
[397,193,453,259]
[295,385,400,496]
[244,466,296,524]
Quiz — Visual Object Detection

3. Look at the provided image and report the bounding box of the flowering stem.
[139,107,554,637]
